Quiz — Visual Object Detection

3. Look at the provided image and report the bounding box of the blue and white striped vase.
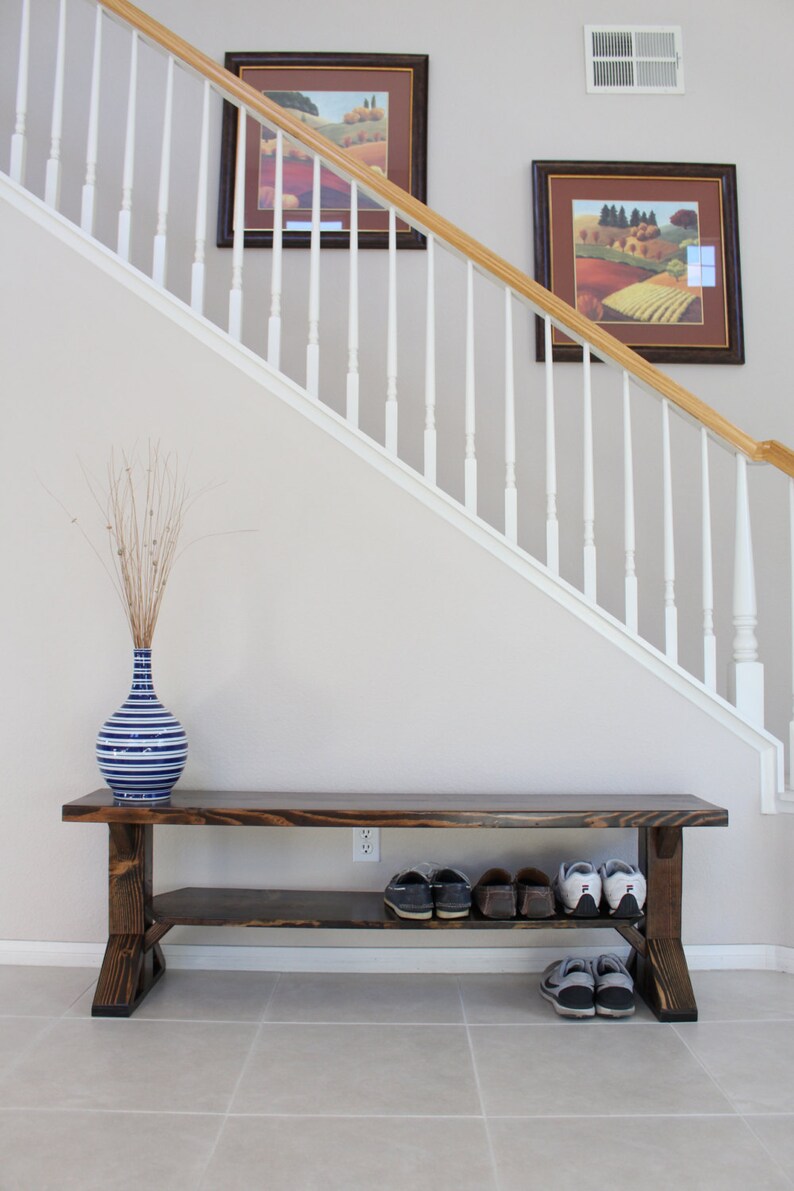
[96,648,188,801]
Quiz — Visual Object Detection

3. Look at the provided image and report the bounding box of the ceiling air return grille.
[585,26,684,94]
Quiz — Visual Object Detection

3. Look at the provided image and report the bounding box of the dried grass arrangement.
[72,445,199,649]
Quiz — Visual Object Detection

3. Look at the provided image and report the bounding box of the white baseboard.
[1,939,792,974]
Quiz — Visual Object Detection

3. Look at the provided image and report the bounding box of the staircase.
[2,0,792,812]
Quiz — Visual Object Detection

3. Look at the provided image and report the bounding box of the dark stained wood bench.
[62,790,728,1021]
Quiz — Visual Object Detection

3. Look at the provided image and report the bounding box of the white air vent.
[585,25,684,94]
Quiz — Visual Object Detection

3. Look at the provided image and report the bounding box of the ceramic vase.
[96,648,187,801]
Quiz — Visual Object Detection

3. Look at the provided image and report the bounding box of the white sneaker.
[598,860,646,917]
[552,861,602,916]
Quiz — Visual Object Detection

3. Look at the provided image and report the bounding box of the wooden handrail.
[101,0,794,479]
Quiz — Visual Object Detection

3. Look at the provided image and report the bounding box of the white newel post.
[10,0,30,185]
[504,287,517,543]
[424,234,437,486]
[544,316,559,574]
[267,129,284,369]
[701,428,717,690]
[622,371,638,633]
[45,0,67,210]
[729,452,764,725]
[464,261,477,513]
[81,4,103,235]
[117,29,138,261]
[345,181,359,425]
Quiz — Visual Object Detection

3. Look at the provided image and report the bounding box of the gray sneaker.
[539,957,595,1017]
[591,953,635,1017]
[384,862,439,920]
[433,867,472,919]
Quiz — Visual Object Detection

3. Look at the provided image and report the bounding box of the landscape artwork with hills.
[572,199,703,326]
[258,90,389,212]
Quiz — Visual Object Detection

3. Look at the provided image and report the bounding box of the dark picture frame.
[218,52,429,250]
[533,161,744,364]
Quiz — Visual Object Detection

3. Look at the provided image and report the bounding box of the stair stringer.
[0,173,783,811]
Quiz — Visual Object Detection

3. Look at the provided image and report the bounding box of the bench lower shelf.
[150,887,644,930]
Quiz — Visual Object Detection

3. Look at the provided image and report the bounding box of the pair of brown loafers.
[473,866,555,919]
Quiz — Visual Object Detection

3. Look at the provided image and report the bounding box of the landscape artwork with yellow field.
[572,199,704,326]
[258,90,389,213]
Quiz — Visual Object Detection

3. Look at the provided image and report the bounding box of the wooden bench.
[62,790,728,1021]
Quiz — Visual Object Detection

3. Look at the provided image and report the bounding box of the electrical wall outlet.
[353,826,380,862]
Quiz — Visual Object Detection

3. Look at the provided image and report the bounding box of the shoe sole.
[564,893,600,917]
[595,1002,636,1018]
[539,985,596,1018]
[435,908,471,919]
[609,893,642,918]
[383,898,432,920]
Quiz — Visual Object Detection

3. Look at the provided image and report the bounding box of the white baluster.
[45,0,67,209]
[464,261,477,513]
[117,29,138,262]
[504,288,517,543]
[424,234,437,486]
[345,180,359,425]
[789,478,794,778]
[730,453,764,725]
[582,345,596,600]
[306,153,321,396]
[662,399,678,663]
[190,80,210,313]
[701,427,717,690]
[267,129,284,369]
[81,4,103,235]
[544,316,559,574]
[152,55,174,287]
[10,0,29,184]
[622,371,638,634]
[228,104,246,341]
[385,208,399,453]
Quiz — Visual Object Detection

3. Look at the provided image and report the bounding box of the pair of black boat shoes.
[383,862,555,921]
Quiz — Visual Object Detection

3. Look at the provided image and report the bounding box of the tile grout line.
[456,978,502,1191]
[739,1115,794,1188]
[670,1021,747,1114]
[60,974,99,1017]
[195,971,283,1191]
[0,1106,778,1120]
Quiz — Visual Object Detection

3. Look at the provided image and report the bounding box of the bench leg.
[92,823,165,1017]
[637,826,698,1022]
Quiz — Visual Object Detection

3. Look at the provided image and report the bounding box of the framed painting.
[532,161,744,363]
[217,52,428,250]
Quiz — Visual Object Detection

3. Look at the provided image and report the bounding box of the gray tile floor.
[0,966,793,1189]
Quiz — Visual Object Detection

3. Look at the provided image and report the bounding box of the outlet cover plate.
[353,827,381,862]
